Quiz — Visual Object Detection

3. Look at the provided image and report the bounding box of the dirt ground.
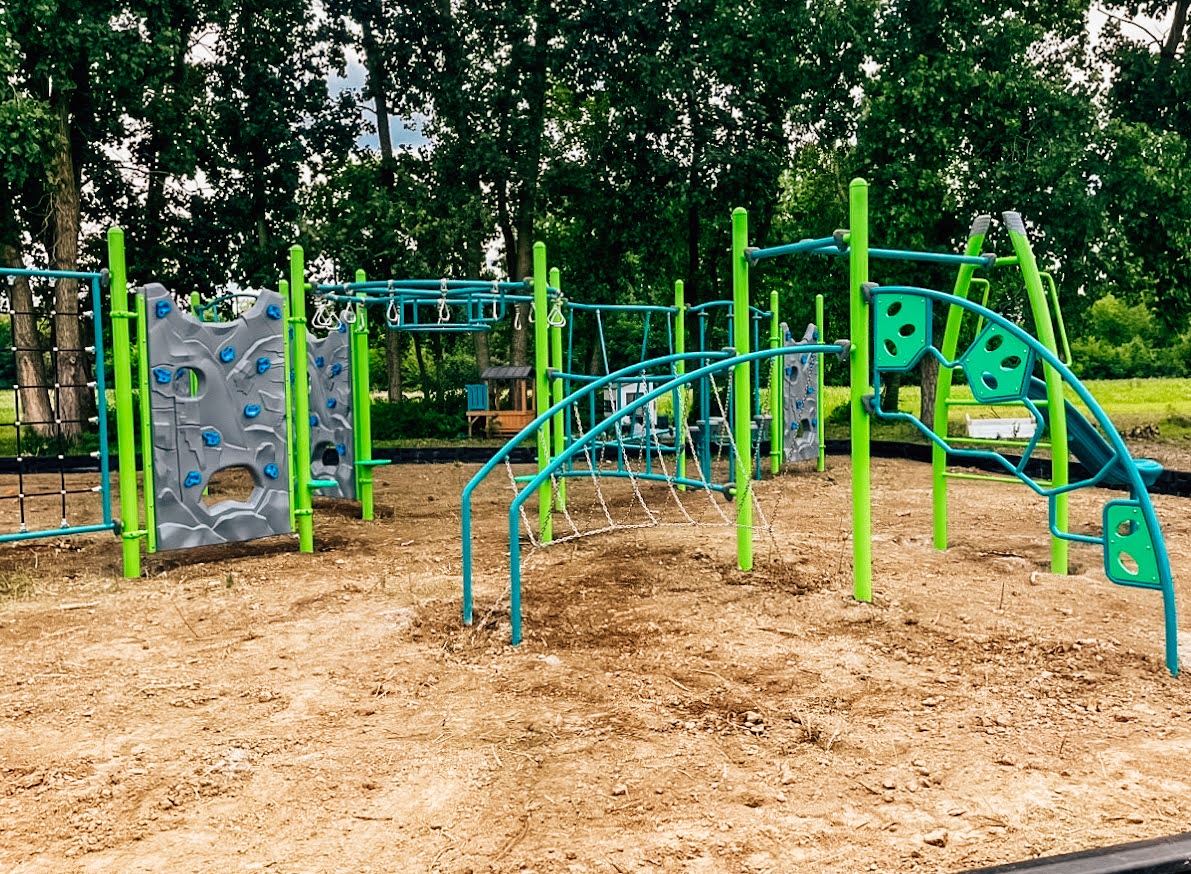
[2,456,1191,874]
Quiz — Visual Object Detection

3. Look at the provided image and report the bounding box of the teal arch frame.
[867,284,1177,676]
[461,343,848,645]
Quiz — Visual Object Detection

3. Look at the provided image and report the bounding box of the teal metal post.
[289,247,315,552]
[849,179,872,602]
[107,228,143,578]
[816,293,825,472]
[731,209,753,571]
[769,290,781,475]
[533,242,553,543]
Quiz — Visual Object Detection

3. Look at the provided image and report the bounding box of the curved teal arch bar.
[867,284,1177,676]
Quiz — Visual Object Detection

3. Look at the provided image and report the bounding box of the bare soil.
[2,458,1190,874]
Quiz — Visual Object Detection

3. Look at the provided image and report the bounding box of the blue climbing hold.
[155,300,171,318]
[152,367,172,384]
[256,357,271,374]
[244,404,261,418]
[201,430,221,447]
[795,400,804,411]
[264,463,279,479]
[326,398,337,409]
[184,470,202,488]
[800,354,808,365]
[330,363,343,377]
[310,415,319,427]
[811,417,817,426]
[336,443,346,456]
[806,385,813,395]
[266,304,282,320]
[337,322,347,334]
[219,346,235,363]
[174,367,188,382]
[315,356,325,368]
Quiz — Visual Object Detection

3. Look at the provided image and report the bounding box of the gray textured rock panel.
[782,322,820,463]
[307,315,355,499]
[144,284,291,550]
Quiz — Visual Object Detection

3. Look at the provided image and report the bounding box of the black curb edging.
[959,831,1191,873]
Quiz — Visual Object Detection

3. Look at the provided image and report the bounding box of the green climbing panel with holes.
[961,323,1035,404]
[1103,501,1162,589]
[875,294,931,372]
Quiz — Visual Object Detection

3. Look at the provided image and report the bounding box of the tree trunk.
[46,96,93,441]
[386,328,403,403]
[429,332,444,407]
[920,354,938,427]
[412,333,430,401]
[0,242,55,439]
[361,16,395,188]
[474,330,491,373]
[880,371,901,412]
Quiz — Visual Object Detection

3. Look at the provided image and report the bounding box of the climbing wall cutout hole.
[1001,355,1022,371]
[898,322,915,338]
[985,333,1004,352]
[201,466,258,508]
[884,339,897,357]
[886,300,902,317]
[1117,519,1136,537]
[318,442,341,467]
[1119,552,1139,575]
[981,372,999,391]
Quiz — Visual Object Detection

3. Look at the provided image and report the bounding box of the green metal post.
[675,280,686,490]
[280,280,297,533]
[549,267,566,511]
[849,179,872,602]
[533,242,553,543]
[289,247,315,552]
[932,216,990,551]
[731,208,753,571]
[769,290,781,475]
[107,228,143,578]
[352,269,377,520]
[134,291,157,554]
[815,293,825,472]
[1004,212,1068,575]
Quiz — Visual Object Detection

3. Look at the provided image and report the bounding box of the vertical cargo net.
[0,268,114,543]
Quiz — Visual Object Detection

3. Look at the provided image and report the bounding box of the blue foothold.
[310,415,319,427]
[264,463,279,479]
[337,322,348,334]
[315,356,325,368]
[256,357,271,374]
[326,398,337,409]
[266,304,282,320]
[336,443,346,456]
[795,400,804,410]
[219,346,235,363]
[811,418,818,426]
[330,363,343,377]
[201,430,221,447]
[184,470,202,488]
[155,300,172,318]
[806,385,814,395]
[244,404,261,418]
[152,367,172,384]
[800,354,808,365]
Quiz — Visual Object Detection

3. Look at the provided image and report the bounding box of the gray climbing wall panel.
[783,322,820,463]
[144,284,291,550]
[307,316,355,499]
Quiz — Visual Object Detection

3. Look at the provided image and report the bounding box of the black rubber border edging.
[960,831,1191,873]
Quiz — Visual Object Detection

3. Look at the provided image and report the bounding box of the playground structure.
[460,179,1178,677]
[103,233,385,577]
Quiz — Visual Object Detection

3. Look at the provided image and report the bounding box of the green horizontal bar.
[355,459,391,467]
[944,397,1050,407]
[994,256,1020,267]
[943,471,1052,487]
[949,436,1051,449]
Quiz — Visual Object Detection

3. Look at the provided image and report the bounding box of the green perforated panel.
[962,323,1034,404]
[875,294,930,372]
[1103,501,1161,589]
